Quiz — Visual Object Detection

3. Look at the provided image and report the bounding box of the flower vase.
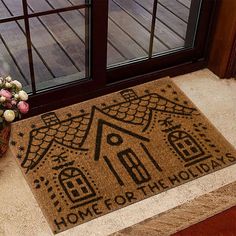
[0,124,11,157]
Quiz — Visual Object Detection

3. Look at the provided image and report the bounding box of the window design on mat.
[59,167,96,203]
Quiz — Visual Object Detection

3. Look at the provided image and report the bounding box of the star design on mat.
[19,146,25,152]
[172,91,177,95]
[67,113,72,118]
[174,98,179,102]
[18,132,24,137]
[10,141,16,146]
[161,89,166,93]
[80,109,85,113]
[52,152,67,164]
[158,117,174,127]
[31,124,36,129]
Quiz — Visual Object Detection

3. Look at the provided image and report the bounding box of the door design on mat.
[93,119,162,186]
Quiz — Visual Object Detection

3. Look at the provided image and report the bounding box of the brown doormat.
[10,78,236,234]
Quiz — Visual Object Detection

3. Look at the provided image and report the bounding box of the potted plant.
[0,75,29,157]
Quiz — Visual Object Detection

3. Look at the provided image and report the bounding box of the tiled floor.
[0,69,236,236]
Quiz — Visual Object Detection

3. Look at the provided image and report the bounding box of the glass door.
[0,0,215,116]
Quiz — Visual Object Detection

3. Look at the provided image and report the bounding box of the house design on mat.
[20,89,198,173]
[91,119,163,186]
[157,116,212,167]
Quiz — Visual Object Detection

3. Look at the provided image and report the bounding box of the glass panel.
[107,0,150,67]
[153,0,198,54]
[0,0,23,19]
[27,0,86,13]
[29,9,89,91]
[107,0,202,67]
[0,21,31,93]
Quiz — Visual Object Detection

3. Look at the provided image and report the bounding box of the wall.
[208,0,236,78]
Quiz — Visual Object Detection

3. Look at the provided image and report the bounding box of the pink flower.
[0,89,12,99]
[11,100,17,106]
[17,101,29,114]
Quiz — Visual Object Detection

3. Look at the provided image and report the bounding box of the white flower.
[0,96,6,102]
[18,90,28,101]
[5,76,12,82]
[11,80,22,90]
[14,94,19,100]
[3,110,15,122]
[5,82,12,88]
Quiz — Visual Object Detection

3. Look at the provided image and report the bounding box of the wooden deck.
[0,0,191,89]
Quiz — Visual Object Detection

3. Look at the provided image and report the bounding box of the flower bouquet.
[0,75,29,157]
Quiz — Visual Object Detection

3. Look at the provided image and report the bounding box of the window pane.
[107,0,150,67]
[26,0,86,13]
[107,0,201,67]
[153,0,198,53]
[0,21,31,93]
[29,9,88,91]
[0,0,23,19]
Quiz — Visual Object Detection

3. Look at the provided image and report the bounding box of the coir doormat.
[10,78,236,234]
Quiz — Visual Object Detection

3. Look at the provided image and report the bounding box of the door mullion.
[149,0,158,58]
[91,0,109,87]
[185,0,202,48]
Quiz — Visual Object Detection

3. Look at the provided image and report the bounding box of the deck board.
[0,20,53,84]
[109,0,168,54]
[114,0,185,49]
[2,0,55,83]
[177,0,191,9]
[0,0,191,88]
[134,0,187,38]
[108,18,147,60]
[0,35,26,85]
[159,0,190,22]
[1,0,23,16]
[28,0,86,72]
[70,1,128,65]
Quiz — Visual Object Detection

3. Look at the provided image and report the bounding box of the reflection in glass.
[29,9,88,91]
[26,0,86,13]
[107,0,202,67]
[0,21,31,93]
[0,1,90,92]
[0,0,23,19]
